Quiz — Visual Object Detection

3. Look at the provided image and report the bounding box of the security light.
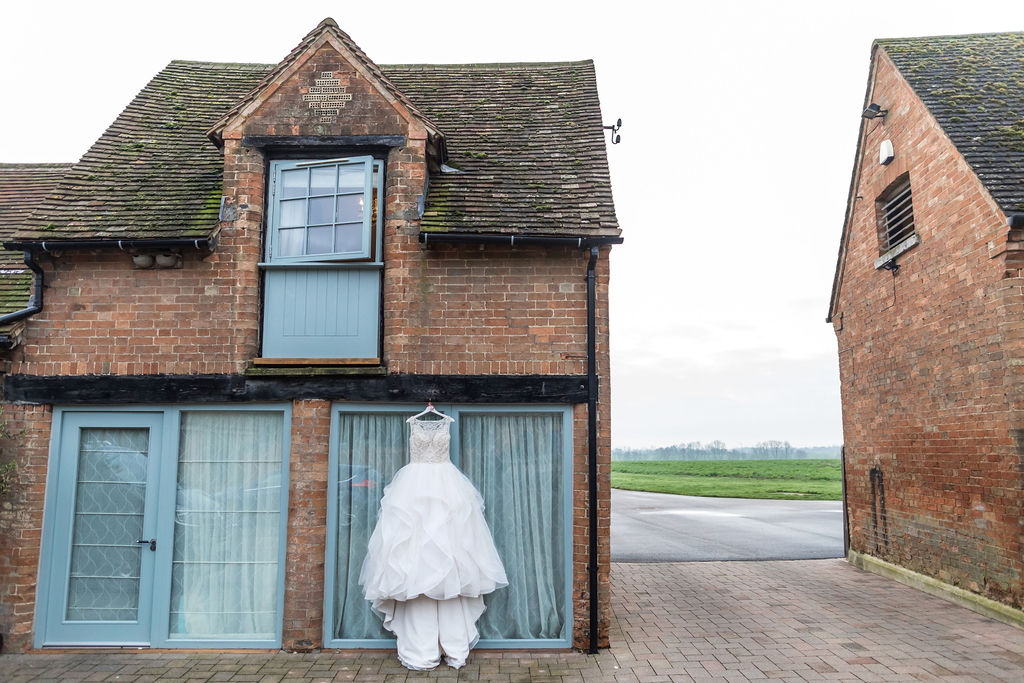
[862,103,888,120]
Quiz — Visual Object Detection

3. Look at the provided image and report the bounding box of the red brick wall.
[834,50,1024,607]
[0,39,613,651]
[0,404,52,652]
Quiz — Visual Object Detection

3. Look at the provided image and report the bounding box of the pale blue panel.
[262,267,380,358]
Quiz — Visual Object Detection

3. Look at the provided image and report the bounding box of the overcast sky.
[3,1,1023,448]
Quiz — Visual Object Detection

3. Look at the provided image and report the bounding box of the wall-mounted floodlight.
[603,118,622,144]
[862,103,888,120]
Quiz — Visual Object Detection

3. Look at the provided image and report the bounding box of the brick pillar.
[281,400,331,650]
[0,404,53,652]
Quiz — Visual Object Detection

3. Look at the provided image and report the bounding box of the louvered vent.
[882,180,915,251]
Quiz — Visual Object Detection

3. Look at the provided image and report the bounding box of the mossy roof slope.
[14,61,270,241]
[878,32,1024,213]
[0,164,67,328]
[388,61,619,236]
[12,59,618,241]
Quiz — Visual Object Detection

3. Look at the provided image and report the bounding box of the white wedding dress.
[359,414,508,670]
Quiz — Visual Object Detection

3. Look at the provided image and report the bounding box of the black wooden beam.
[3,374,589,405]
[242,135,407,148]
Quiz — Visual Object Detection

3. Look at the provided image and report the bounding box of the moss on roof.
[14,62,272,241]
[877,32,1024,213]
[0,164,68,330]
[8,55,618,240]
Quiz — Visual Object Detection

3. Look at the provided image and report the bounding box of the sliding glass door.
[324,404,572,648]
[38,407,290,648]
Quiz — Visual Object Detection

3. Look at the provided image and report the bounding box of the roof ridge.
[0,162,74,169]
[168,59,275,68]
[875,30,1024,44]
[381,59,595,69]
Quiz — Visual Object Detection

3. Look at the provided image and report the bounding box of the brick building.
[0,19,620,652]
[829,32,1024,618]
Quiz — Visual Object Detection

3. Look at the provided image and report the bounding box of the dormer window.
[268,157,381,262]
[259,156,384,362]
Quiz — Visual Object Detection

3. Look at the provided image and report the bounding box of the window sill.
[257,261,383,269]
[246,362,386,377]
[874,233,920,269]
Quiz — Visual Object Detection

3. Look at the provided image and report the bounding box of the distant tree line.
[612,441,841,462]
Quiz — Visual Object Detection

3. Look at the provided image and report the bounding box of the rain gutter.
[0,238,218,339]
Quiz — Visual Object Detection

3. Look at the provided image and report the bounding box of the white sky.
[3,1,1023,448]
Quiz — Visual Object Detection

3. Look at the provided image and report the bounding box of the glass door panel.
[169,411,284,640]
[66,428,149,622]
[330,411,408,641]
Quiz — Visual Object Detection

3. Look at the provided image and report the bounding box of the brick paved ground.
[2,559,1023,681]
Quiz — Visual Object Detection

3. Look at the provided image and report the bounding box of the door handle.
[136,538,156,551]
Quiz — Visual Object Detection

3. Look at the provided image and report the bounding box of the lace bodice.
[408,417,453,464]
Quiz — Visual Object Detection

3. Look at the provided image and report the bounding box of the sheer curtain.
[170,411,284,640]
[459,413,565,640]
[333,412,407,639]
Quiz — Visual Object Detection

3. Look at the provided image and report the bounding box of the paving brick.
[2,560,1023,681]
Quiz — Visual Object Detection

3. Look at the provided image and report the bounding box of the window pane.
[280,169,308,199]
[170,411,284,640]
[338,167,364,194]
[66,428,149,622]
[307,226,332,255]
[333,413,408,640]
[459,413,566,640]
[308,197,333,225]
[336,195,364,223]
[334,223,363,253]
[310,166,336,196]
[279,199,306,228]
[277,228,304,257]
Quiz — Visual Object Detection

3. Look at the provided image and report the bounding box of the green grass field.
[611,459,842,501]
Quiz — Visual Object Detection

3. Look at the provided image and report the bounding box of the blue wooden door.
[43,412,163,645]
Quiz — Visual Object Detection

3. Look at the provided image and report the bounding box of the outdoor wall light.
[862,103,888,120]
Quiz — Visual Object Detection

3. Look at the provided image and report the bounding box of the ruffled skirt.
[359,461,508,668]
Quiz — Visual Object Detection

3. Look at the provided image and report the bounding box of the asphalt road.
[611,488,844,562]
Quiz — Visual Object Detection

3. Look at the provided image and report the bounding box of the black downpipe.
[0,251,45,339]
[841,445,849,557]
[586,245,600,654]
